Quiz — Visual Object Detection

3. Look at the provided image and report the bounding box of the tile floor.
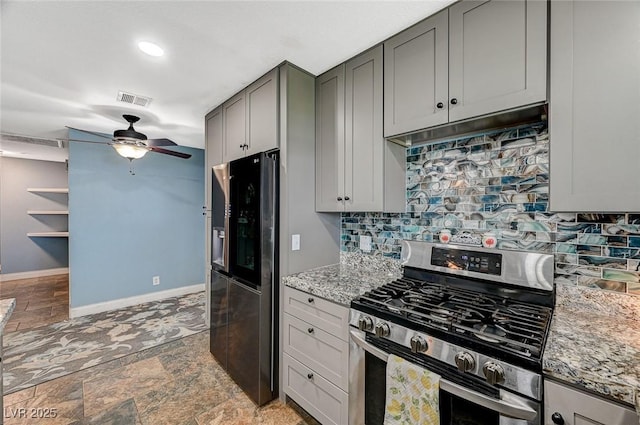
[2,331,320,425]
[0,274,69,333]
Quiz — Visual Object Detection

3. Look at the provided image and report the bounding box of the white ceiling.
[0,0,455,161]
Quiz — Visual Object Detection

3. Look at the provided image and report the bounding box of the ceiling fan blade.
[146,138,178,147]
[149,146,192,159]
[65,126,113,140]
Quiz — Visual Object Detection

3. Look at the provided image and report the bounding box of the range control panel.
[431,247,502,276]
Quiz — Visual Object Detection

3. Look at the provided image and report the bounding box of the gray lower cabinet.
[315,45,405,213]
[222,68,279,163]
[549,0,640,212]
[544,380,637,425]
[282,286,350,425]
[384,0,547,137]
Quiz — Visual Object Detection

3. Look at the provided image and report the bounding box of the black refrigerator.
[209,150,278,406]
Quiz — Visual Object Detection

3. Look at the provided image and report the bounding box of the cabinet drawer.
[544,380,637,425]
[283,313,349,391]
[283,286,349,341]
[283,354,349,425]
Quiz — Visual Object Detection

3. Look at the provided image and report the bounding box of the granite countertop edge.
[0,298,16,335]
[282,252,402,307]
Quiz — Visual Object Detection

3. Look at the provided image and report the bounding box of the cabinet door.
[315,65,345,212]
[384,9,448,137]
[222,91,246,163]
[246,68,278,154]
[205,107,224,169]
[345,46,384,211]
[283,354,349,425]
[549,0,640,212]
[544,380,637,425]
[448,0,547,122]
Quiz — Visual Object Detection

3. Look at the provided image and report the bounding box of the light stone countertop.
[0,298,16,335]
[282,252,402,307]
[543,282,640,412]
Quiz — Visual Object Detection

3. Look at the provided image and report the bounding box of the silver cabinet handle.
[348,329,537,421]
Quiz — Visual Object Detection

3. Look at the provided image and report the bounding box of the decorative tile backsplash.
[341,123,640,295]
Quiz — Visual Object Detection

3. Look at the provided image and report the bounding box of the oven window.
[445,395,499,425]
[365,352,499,425]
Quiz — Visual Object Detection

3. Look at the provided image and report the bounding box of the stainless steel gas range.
[348,241,555,425]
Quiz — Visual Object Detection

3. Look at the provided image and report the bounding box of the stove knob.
[374,322,390,338]
[454,352,475,373]
[482,362,505,385]
[357,316,374,332]
[410,335,428,353]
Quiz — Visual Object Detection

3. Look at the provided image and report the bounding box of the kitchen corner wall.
[341,123,640,296]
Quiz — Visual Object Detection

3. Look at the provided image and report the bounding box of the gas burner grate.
[355,277,552,358]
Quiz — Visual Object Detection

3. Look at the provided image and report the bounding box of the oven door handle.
[349,330,538,422]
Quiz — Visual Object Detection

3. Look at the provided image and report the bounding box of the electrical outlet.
[292,234,301,251]
[153,276,160,286]
[360,235,372,252]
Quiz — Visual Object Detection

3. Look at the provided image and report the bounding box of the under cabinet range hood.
[386,103,547,147]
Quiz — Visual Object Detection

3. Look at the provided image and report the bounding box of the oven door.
[349,329,541,425]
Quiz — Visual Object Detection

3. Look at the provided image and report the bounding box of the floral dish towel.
[384,354,440,425]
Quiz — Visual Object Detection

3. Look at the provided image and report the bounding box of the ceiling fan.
[66,114,192,164]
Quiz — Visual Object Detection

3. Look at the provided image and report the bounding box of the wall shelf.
[27,210,69,215]
[27,188,69,193]
[27,188,69,238]
[27,232,69,238]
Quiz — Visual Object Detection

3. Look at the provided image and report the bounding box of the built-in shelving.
[27,188,69,193]
[27,210,69,215]
[27,232,69,237]
[27,188,69,238]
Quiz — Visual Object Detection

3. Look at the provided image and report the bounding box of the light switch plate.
[360,235,372,252]
[292,234,301,251]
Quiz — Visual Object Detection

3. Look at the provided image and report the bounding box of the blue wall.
[68,130,205,308]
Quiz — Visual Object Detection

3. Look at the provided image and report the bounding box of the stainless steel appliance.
[349,240,555,425]
[209,150,278,406]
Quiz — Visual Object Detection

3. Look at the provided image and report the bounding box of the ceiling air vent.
[116,91,152,107]
[0,133,63,148]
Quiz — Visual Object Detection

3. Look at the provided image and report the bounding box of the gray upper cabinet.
[384,0,547,138]
[315,65,345,212]
[205,107,223,169]
[222,91,246,163]
[383,10,448,137]
[316,46,405,213]
[549,0,640,212]
[222,68,279,163]
[448,0,547,122]
[246,68,278,155]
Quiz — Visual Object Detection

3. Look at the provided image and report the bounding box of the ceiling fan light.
[112,143,148,160]
[138,41,164,57]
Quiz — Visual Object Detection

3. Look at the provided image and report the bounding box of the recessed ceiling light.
[138,41,164,57]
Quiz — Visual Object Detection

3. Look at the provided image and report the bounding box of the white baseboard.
[70,283,205,318]
[0,267,69,282]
